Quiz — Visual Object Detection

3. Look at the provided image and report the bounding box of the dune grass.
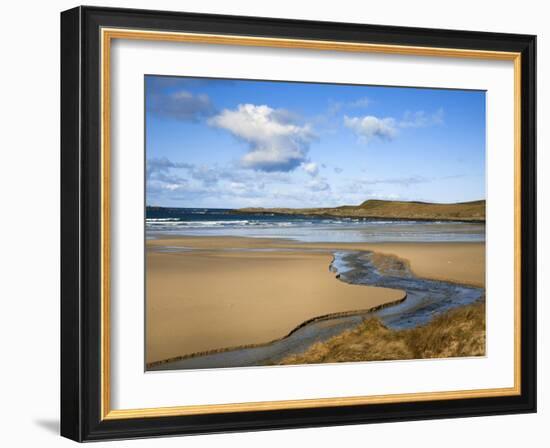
[237,199,485,222]
[278,301,486,365]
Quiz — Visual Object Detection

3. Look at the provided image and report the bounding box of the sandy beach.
[146,236,485,365]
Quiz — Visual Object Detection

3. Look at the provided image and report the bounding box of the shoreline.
[148,199,486,223]
[147,236,486,287]
[146,235,485,367]
[231,211,485,224]
[145,242,405,364]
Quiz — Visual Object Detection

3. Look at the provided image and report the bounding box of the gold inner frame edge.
[100,27,522,420]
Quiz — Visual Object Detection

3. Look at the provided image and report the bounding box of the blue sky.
[145,75,485,208]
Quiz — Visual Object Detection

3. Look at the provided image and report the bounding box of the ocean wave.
[147,219,254,228]
[145,218,447,229]
[145,219,357,229]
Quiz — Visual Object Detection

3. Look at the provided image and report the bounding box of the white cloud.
[344,108,444,144]
[302,162,319,177]
[344,115,398,143]
[147,157,221,187]
[208,104,315,172]
[146,156,301,206]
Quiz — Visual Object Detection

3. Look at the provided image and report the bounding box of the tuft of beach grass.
[277,300,486,365]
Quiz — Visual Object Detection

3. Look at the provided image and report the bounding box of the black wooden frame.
[61,5,537,442]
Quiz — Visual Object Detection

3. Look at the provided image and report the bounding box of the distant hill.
[236,199,486,222]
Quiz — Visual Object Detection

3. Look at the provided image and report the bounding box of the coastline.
[233,211,485,223]
[147,236,486,286]
[146,236,485,366]
[234,199,486,222]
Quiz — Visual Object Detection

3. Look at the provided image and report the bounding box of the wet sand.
[146,236,485,365]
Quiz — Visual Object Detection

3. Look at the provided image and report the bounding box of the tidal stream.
[149,250,483,371]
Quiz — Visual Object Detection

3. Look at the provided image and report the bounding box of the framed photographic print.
[60,6,536,442]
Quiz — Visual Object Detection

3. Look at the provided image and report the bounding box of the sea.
[146,207,485,243]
